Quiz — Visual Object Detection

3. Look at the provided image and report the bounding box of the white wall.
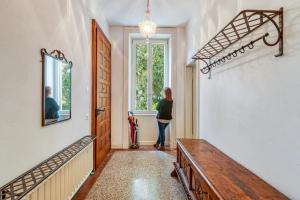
[175,28,187,143]
[82,0,110,36]
[0,0,109,187]
[110,26,124,148]
[129,115,170,146]
[186,0,300,199]
[110,26,187,148]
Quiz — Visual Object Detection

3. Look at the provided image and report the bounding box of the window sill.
[132,112,157,116]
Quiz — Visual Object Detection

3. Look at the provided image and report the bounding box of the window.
[131,39,169,113]
[60,63,71,114]
[45,58,71,115]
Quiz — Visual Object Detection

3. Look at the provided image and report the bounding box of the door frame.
[184,61,201,139]
[193,61,201,139]
[184,64,193,139]
[91,19,111,169]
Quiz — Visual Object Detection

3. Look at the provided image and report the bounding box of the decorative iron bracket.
[192,8,284,74]
[41,48,73,66]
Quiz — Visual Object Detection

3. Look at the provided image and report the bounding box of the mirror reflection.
[42,51,72,126]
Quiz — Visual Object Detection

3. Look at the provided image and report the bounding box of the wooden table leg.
[171,168,178,177]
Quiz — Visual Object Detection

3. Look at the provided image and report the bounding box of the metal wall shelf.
[192,8,284,74]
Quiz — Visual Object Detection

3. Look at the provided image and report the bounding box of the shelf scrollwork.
[193,8,284,75]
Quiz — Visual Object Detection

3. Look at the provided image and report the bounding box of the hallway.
[85,151,186,200]
[1,0,300,199]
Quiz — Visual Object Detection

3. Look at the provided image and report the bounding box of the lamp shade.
[139,19,157,39]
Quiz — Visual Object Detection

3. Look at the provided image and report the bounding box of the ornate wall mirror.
[41,49,72,126]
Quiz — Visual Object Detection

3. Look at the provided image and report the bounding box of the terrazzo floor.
[85,151,186,200]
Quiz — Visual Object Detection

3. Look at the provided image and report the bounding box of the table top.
[177,139,289,200]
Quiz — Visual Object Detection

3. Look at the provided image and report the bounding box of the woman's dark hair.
[45,86,51,97]
[164,87,172,101]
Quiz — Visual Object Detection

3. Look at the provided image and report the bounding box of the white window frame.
[131,38,170,114]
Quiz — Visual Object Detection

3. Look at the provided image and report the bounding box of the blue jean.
[156,121,169,147]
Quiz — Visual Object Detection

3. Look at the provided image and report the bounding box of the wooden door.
[91,19,111,169]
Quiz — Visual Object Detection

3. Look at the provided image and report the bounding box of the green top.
[45,97,60,119]
[156,98,173,120]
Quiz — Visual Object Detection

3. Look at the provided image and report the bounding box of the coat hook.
[226,53,232,60]
[248,41,254,49]
[232,50,238,57]
[239,46,245,53]
[208,59,212,79]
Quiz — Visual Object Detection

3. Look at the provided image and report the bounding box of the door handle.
[96,108,106,116]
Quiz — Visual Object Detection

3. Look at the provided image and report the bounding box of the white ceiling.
[93,0,199,27]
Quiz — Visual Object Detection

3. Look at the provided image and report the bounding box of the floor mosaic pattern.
[85,151,186,200]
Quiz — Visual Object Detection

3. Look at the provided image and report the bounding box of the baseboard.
[112,142,171,148]
[139,141,155,145]
[139,141,170,146]
[112,144,123,149]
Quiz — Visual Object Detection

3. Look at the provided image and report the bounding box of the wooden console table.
[173,139,289,200]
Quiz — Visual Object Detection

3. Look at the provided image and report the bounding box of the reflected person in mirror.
[154,87,173,151]
[45,86,60,119]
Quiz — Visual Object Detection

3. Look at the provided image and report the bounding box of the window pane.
[135,43,148,111]
[151,44,165,110]
[61,63,71,111]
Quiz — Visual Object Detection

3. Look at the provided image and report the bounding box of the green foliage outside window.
[135,42,165,111]
[136,44,148,110]
[152,44,164,110]
[62,65,71,111]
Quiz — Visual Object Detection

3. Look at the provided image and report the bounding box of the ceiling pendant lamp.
[139,0,157,43]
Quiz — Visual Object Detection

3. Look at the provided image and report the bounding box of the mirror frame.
[41,48,73,126]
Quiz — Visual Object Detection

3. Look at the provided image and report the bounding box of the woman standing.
[154,87,173,151]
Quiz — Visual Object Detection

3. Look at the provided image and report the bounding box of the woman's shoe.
[153,144,159,149]
[158,146,165,151]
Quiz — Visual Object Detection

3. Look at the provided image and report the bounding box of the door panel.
[92,20,111,169]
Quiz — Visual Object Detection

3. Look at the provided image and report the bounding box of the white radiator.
[0,137,94,200]
[21,143,93,200]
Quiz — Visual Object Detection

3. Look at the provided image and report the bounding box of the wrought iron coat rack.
[192,8,284,74]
